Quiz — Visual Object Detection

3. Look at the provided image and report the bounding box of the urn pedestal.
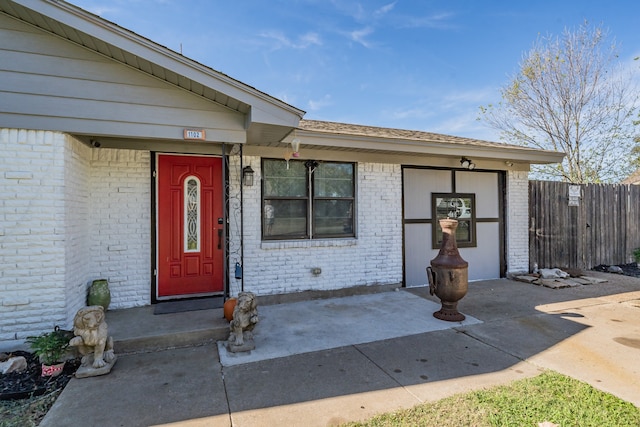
[427,218,468,321]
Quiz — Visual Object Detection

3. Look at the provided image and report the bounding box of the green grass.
[343,371,640,427]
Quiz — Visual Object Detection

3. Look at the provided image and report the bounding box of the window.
[184,176,201,251]
[431,193,476,248]
[262,159,355,239]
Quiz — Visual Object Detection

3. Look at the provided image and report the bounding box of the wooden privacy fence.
[529,180,640,271]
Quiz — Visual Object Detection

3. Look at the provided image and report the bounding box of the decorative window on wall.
[262,159,355,240]
[184,176,201,252]
[431,193,476,248]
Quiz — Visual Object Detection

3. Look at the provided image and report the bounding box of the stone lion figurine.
[228,292,259,349]
[69,305,115,369]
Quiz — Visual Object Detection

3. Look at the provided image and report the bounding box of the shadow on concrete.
[222,273,640,417]
[222,279,594,412]
[41,273,640,426]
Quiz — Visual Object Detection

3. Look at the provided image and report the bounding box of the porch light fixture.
[460,157,476,170]
[291,137,301,158]
[242,166,255,186]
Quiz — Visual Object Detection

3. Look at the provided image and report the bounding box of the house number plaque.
[183,129,206,140]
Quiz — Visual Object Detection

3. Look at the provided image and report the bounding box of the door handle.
[217,229,223,249]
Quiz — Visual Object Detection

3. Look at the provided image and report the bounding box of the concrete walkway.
[40,273,640,426]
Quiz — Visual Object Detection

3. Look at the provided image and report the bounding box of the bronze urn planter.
[427,218,468,321]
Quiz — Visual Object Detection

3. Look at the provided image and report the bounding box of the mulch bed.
[593,263,640,278]
[1,351,80,401]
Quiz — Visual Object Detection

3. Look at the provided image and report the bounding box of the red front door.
[157,154,224,298]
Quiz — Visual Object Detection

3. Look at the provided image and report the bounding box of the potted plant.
[26,327,71,377]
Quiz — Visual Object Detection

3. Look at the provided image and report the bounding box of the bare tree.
[480,22,639,183]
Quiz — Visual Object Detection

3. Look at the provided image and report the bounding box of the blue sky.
[69,0,640,141]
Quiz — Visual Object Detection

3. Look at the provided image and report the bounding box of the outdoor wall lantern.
[460,157,476,170]
[242,166,255,186]
[291,137,301,158]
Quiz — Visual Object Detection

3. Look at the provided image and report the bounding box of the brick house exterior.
[0,0,562,350]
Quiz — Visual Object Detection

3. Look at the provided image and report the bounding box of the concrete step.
[105,306,230,354]
[104,284,400,354]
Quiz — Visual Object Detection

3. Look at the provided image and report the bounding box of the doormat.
[154,297,224,315]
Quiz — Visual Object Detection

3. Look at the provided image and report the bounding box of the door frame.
[400,165,506,286]
[151,152,228,302]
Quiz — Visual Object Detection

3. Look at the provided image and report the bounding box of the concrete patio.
[41,272,640,426]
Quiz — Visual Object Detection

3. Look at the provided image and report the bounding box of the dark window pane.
[261,159,356,240]
[434,197,472,221]
[263,199,307,238]
[314,163,354,197]
[263,159,307,197]
[456,220,471,241]
[314,200,354,236]
[432,193,476,248]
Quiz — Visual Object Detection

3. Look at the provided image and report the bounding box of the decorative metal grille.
[186,178,199,251]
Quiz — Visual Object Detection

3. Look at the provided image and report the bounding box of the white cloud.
[401,12,457,29]
[440,87,497,109]
[300,32,322,47]
[389,107,434,120]
[374,2,397,18]
[308,94,333,111]
[432,112,500,141]
[329,1,366,22]
[349,27,374,48]
[278,92,298,106]
[259,30,322,50]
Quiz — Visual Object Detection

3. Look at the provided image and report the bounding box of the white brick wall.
[63,136,92,325]
[234,157,403,297]
[88,149,151,309]
[506,170,530,275]
[0,131,151,351]
[0,128,532,350]
[0,129,68,349]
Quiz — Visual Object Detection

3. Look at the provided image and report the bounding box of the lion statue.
[69,305,115,369]
[228,292,259,348]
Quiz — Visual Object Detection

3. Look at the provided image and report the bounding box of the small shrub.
[25,328,70,365]
[633,248,640,263]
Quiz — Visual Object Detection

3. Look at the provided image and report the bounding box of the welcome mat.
[154,297,224,315]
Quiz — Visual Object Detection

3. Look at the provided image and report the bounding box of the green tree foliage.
[480,22,639,183]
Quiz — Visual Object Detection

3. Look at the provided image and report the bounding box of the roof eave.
[294,130,565,165]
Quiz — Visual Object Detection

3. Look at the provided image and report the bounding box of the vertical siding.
[529,180,640,270]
